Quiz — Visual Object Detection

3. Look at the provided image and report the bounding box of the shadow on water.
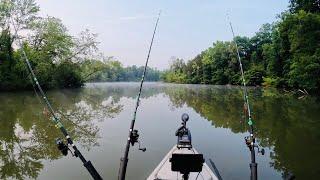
[0,82,319,179]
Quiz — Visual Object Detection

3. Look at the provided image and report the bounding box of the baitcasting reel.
[245,135,265,155]
[130,129,146,152]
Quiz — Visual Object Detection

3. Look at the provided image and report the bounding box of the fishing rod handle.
[69,144,102,180]
[84,161,103,180]
[119,157,129,180]
[118,11,161,180]
[119,137,131,180]
[250,162,257,180]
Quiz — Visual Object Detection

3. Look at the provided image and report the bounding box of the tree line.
[162,0,320,94]
[81,59,161,82]
[0,0,161,91]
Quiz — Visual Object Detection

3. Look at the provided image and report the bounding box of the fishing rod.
[11,19,102,180]
[228,18,264,180]
[118,11,161,180]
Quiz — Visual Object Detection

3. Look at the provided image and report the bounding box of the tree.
[0,30,15,89]
[53,61,83,88]
[278,10,320,92]
[249,23,274,69]
[0,0,39,45]
[289,0,320,13]
[0,0,103,90]
[80,58,162,83]
[28,17,73,63]
[67,29,99,63]
[163,4,320,94]
[29,17,99,64]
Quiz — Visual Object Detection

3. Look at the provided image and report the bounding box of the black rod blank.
[118,11,161,180]
[12,19,102,180]
[228,18,258,180]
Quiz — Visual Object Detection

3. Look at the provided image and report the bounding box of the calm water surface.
[0,82,319,180]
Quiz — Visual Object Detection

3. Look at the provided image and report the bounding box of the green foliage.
[162,71,187,84]
[1,0,319,94]
[53,61,83,88]
[262,77,281,87]
[0,30,31,90]
[288,51,320,91]
[0,0,161,91]
[0,0,100,91]
[29,17,74,61]
[0,0,39,32]
[279,10,320,93]
[163,3,320,94]
[82,60,161,82]
[245,65,265,86]
[162,58,187,83]
[289,0,320,13]
[163,42,240,85]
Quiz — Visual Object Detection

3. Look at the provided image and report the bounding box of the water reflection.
[0,83,319,179]
[163,85,320,179]
[0,89,123,180]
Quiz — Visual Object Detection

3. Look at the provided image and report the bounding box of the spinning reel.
[56,138,74,156]
[130,129,146,152]
[245,135,265,155]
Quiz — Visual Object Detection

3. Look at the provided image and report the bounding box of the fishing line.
[24,65,97,137]
[228,21,253,128]
[228,15,262,180]
[118,11,161,180]
[10,16,103,180]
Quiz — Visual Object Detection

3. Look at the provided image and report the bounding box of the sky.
[35,0,289,70]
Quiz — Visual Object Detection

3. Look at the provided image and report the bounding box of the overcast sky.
[35,0,288,70]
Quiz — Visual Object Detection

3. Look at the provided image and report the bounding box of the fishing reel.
[245,135,265,155]
[130,129,146,152]
[176,113,192,149]
[56,138,73,156]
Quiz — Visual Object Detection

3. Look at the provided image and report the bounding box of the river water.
[0,82,319,180]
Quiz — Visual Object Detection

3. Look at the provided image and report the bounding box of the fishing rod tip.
[226,12,231,21]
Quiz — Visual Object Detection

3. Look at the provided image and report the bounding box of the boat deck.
[147,146,218,180]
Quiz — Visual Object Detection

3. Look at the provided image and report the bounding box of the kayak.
[147,113,220,180]
[147,146,218,180]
